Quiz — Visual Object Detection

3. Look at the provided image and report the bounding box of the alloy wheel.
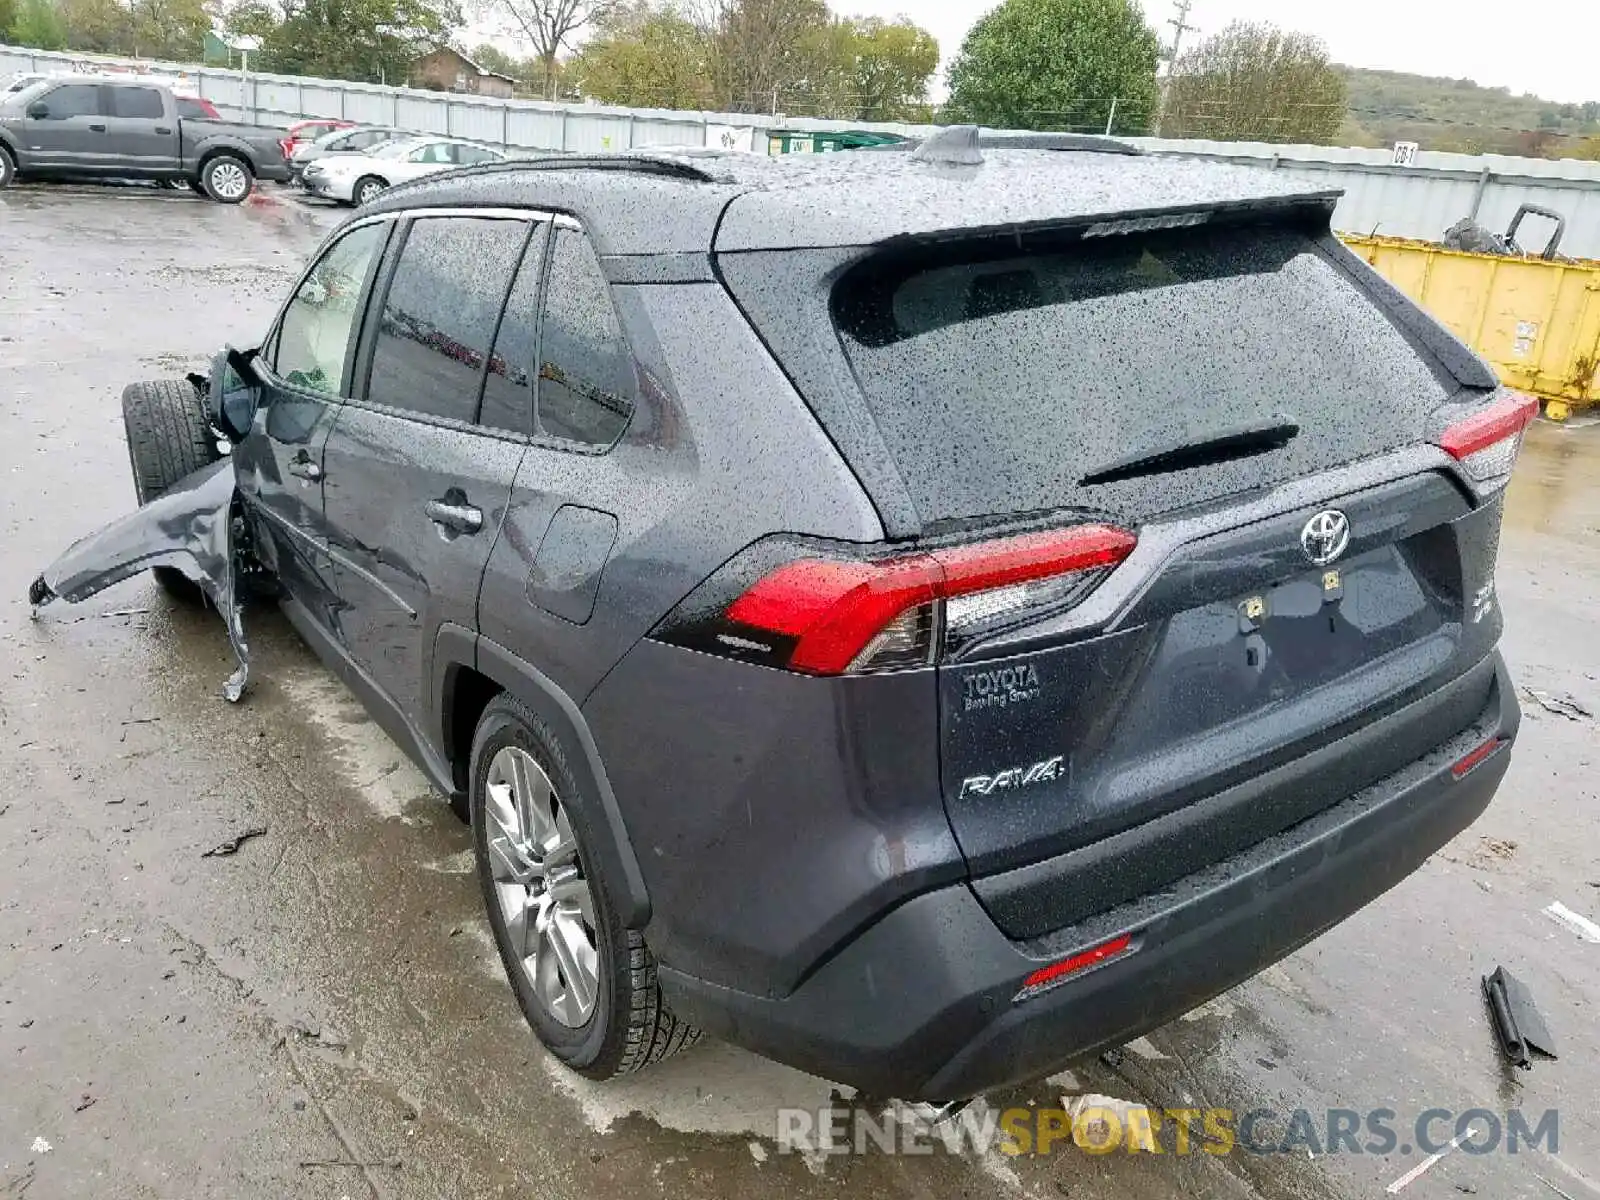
[484,746,600,1028]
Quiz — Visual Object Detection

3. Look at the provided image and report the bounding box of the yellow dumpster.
[1341,231,1600,421]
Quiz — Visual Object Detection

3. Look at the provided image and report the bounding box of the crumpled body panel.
[28,459,251,702]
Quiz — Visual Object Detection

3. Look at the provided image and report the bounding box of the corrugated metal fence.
[7,42,1600,256]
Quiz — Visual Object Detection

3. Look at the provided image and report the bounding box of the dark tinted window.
[479,226,548,436]
[271,221,387,394]
[830,225,1454,522]
[40,84,104,118]
[110,86,163,118]
[453,144,499,165]
[537,227,634,447]
[175,97,211,119]
[364,217,529,423]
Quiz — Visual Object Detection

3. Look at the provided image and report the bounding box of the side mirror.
[25,101,48,119]
[207,346,261,443]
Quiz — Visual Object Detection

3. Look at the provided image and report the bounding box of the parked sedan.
[288,124,406,182]
[301,137,504,205]
[278,118,355,163]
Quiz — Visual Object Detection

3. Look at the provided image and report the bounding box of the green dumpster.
[766,130,908,155]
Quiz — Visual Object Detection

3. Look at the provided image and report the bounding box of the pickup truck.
[0,77,288,203]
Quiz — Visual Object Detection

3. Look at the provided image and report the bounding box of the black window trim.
[348,209,541,440]
[255,216,395,403]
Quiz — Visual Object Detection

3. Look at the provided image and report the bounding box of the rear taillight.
[656,525,1136,676]
[1436,391,1538,486]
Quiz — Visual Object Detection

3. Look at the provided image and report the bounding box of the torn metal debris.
[29,459,252,702]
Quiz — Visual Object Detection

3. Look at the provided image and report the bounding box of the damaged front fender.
[29,459,253,703]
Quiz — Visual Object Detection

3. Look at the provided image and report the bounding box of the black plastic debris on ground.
[202,826,268,858]
[1483,966,1558,1069]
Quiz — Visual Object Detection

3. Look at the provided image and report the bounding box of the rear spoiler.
[874,192,1343,249]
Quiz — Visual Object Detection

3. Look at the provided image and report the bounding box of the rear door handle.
[287,454,322,481]
[425,499,483,535]
[88,123,106,132]
[155,126,171,135]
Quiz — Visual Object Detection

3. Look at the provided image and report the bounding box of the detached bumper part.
[29,459,252,702]
[659,658,1518,1101]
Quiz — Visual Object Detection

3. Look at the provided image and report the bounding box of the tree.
[1163,22,1347,144]
[266,0,461,84]
[0,0,18,43]
[221,0,282,41]
[946,0,1160,133]
[467,40,541,88]
[127,0,211,59]
[59,0,133,53]
[10,0,68,47]
[801,16,938,121]
[570,4,713,109]
[485,0,620,99]
[694,0,830,114]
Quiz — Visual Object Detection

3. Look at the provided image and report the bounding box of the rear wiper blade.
[1079,416,1300,486]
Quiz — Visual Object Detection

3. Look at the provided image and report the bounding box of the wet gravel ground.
[2,180,1598,1200]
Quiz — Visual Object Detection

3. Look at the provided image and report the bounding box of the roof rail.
[371,151,736,203]
[873,132,1142,157]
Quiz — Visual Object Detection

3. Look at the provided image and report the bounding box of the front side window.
[363,216,529,423]
[270,222,388,395]
[38,84,104,119]
[537,226,636,447]
[410,142,453,164]
[109,86,163,118]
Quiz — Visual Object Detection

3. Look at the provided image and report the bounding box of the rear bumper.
[659,654,1519,1101]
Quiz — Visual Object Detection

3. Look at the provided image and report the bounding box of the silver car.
[289,125,406,181]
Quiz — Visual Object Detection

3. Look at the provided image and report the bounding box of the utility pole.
[1166,0,1195,67]
[1157,0,1196,137]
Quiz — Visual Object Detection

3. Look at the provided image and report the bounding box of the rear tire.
[122,379,223,602]
[0,145,16,189]
[200,154,252,203]
[353,175,386,206]
[469,694,700,1079]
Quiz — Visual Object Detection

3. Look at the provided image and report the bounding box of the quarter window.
[537,227,635,447]
[363,216,529,424]
[270,222,387,395]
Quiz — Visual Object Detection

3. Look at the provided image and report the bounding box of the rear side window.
[830,224,1455,523]
[536,227,635,447]
[110,86,163,118]
[40,84,104,118]
[175,97,211,119]
[363,216,529,424]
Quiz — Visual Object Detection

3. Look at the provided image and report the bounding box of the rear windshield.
[829,224,1453,524]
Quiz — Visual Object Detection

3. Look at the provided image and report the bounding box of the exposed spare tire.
[122,379,223,601]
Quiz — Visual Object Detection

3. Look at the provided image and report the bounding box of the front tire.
[469,694,700,1079]
[353,175,386,206]
[0,145,16,189]
[122,379,222,601]
[200,154,253,203]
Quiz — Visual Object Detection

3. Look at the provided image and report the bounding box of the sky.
[842,0,1600,106]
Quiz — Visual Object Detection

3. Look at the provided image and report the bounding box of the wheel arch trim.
[440,629,651,929]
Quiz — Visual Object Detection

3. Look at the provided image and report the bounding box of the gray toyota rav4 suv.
[35,130,1528,1101]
